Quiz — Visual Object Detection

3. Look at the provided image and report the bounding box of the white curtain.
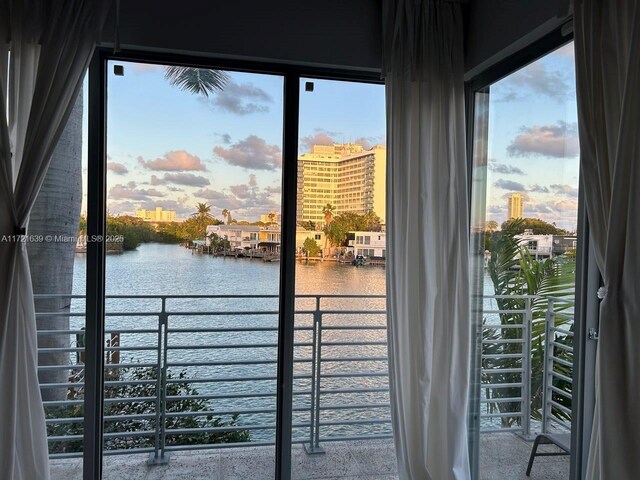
[0,2,110,478]
[573,1,640,478]
[382,1,470,479]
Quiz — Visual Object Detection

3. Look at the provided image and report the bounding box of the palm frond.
[164,66,230,97]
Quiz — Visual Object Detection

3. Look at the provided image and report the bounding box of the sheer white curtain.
[573,1,640,478]
[382,1,470,479]
[0,2,110,478]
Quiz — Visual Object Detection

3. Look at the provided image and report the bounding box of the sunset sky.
[81,41,578,230]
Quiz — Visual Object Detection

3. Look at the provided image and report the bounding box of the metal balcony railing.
[35,293,573,463]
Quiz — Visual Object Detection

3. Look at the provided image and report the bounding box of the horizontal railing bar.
[319,434,394,443]
[166,374,311,384]
[319,387,389,394]
[319,419,391,426]
[166,390,311,401]
[480,397,522,403]
[320,402,390,410]
[479,427,524,434]
[321,326,387,330]
[321,341,387,347]
[481,368,523,374]
[550,385,572,399]
[481,325,525,330]
[480,412,523,418]
[482,310,527,314]
[550,326,574,336]
[481,354,523,359]
[164,441,276,453]
[321,357,387,362]
[550,355,573,368]
[320,371,388,379]
[551,371,573,383]
[167,343,284,350]
[550,341,574,353]
[482,383,523,389]
[549,400,572,416]
[482,339,525,344]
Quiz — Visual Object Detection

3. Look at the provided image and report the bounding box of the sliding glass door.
[468,41,585,479]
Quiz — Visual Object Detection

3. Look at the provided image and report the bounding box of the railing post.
[149,297,169,465]
[541,298,554,435]
[305,296,325,454]
[521,297,532,439]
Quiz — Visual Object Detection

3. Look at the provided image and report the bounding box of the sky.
[80,42,579,230]
[481,41,579,232]
[82,65,385,221]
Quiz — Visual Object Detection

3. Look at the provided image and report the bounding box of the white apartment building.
[297,144,386,224]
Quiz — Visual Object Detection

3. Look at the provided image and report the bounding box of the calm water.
[71,243,389,442]
[70,244,501,442]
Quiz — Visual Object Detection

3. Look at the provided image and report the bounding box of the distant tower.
[508,193,524,219]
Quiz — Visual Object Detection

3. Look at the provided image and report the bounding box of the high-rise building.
[135,207,176,222]
[296,143,386,224]
[508,193,524,219]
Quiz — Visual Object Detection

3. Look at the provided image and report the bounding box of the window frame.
[85,47,383,480]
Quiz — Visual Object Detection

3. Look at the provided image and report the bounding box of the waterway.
[70,243,498,443]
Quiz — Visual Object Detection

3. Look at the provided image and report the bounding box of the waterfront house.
[349,231,386,258]
[206,225,260,250]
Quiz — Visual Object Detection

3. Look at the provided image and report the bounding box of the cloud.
[229,184,252,199]
[494,179,526,191]
[498,61,571,101]
[488,162,524,175]
[215,133,232,144]
[529,184,550,193]
[550,184,579,198]
[194,174,280,220]
[138,150,207,171]
[300,130,337,152]
[107,162,128,175]
[109,182,166,201]
[203,81,272,115]
[264,185,281,195]
[507,121,580,158]
[150,173,210,187]
[214,135,282,170]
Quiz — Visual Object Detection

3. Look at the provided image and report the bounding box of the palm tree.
[192,202,214,220]
[27,93,83,401]
[322,203,335,227]
[163,66,229,97]
[483,220,575,427]
[221,209,230,224]
[31,66,229,399]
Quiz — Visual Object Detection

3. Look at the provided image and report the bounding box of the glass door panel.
[103,61,284,478]
[469,42,580,479]
[291,77,394,479]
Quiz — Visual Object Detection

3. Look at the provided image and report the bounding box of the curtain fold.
[382,1,470,479]
[573,1,640,478]
[0,2,110,479]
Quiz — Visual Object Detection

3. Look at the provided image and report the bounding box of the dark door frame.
[84,47,383,480]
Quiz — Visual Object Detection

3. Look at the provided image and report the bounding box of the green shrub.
[46,366,250,454]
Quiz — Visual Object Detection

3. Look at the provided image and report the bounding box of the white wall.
[100,0,382,71]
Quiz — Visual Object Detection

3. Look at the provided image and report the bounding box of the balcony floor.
[50,434,569,479]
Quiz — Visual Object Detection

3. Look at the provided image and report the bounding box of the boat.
[352,254,368,266]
